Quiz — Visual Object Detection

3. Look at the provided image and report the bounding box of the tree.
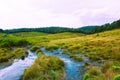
[0,29,3,33]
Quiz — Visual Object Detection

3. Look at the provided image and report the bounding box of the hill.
[1,19,120,34]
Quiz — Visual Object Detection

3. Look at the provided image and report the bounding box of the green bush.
[0,38,29,48]
[83,73,89,80]
[114,74,120,80]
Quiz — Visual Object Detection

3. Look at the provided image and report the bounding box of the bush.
[83,73,89,80]
[114,74,120,80]
[0,39,29,48]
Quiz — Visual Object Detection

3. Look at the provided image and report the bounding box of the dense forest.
[1,19,120,34]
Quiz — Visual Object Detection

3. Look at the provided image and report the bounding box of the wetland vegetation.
[0,19,120,80]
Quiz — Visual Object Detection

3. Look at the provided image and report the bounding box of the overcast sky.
[0,0,120,29]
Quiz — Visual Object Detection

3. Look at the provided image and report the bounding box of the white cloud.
[0,0,120,29]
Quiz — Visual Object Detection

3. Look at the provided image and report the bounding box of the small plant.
[114,74,120,80]
[113,65,120,70]
[70,55,83,61]
[88,67,101,76]
[83,73,89,80]
[30,46,40,52]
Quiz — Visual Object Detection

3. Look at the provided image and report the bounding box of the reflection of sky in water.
[41,48,84,80]
[0,50,37,80]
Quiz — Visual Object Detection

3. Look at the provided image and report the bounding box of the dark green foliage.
[0,29,4,33]
[79,26,100,34]
[4,27,82,34]
[2,19,120,34]
[95,20,120,33]
[0,39,29,48]
[83,73,89,80]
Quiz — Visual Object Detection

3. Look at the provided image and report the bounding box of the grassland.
[0,48,28,63]
[0,29,120,80]
[39,29,120,80]
[23,51,65,80]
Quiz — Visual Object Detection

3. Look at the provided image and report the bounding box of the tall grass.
[23,52,65,80]
[0,48,28,63]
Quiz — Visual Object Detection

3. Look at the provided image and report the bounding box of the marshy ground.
[0,29,120,80]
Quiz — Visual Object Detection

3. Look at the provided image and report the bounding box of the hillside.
[1,19,120,35]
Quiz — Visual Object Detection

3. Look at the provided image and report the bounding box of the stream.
[41,48,87,80]
[0,50,37,80]
[0,48,89,80]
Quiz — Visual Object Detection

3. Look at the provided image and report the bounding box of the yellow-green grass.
[38,29,120,79]
[23,52,65,80]
[25,32,85,44]
[0,48,28,63]
[11,32,48,37]
[42,29,120,61]
[83,61,120,80]
[1,29,120,80]
[30,46,40,52]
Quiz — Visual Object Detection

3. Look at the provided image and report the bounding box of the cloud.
[0,0,120,29]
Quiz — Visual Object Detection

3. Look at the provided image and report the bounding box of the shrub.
[83,73,89,80]
[114,74,120,80]
[0,39,29,48]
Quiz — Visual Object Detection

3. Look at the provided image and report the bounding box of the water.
[0,50,37,80]
[41,48,85,80]
[0,48,89,80]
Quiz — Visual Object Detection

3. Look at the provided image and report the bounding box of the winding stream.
[41,48,86,80]
[0,48,88,80]
[0,50,37,80]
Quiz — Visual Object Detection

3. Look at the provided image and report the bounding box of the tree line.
[0,19,120,34]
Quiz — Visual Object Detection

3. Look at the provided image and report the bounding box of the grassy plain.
[0,29,120,80]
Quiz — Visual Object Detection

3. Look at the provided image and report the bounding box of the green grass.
[42,29,120,61]
[70,55,83,61]
[1,29,120,80]
[0,48,28,63]
[12,32,48,37]
[30,46,40,52]
[23,52,65,80]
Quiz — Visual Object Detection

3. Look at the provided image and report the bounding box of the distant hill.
[78,26,100,34]
[79,19,120,34]
[2,19,120,34]
[4,27,82,34]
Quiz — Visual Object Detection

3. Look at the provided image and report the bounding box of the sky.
[0,0,120,29]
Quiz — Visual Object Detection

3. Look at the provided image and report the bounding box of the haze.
[0,0,120,29]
